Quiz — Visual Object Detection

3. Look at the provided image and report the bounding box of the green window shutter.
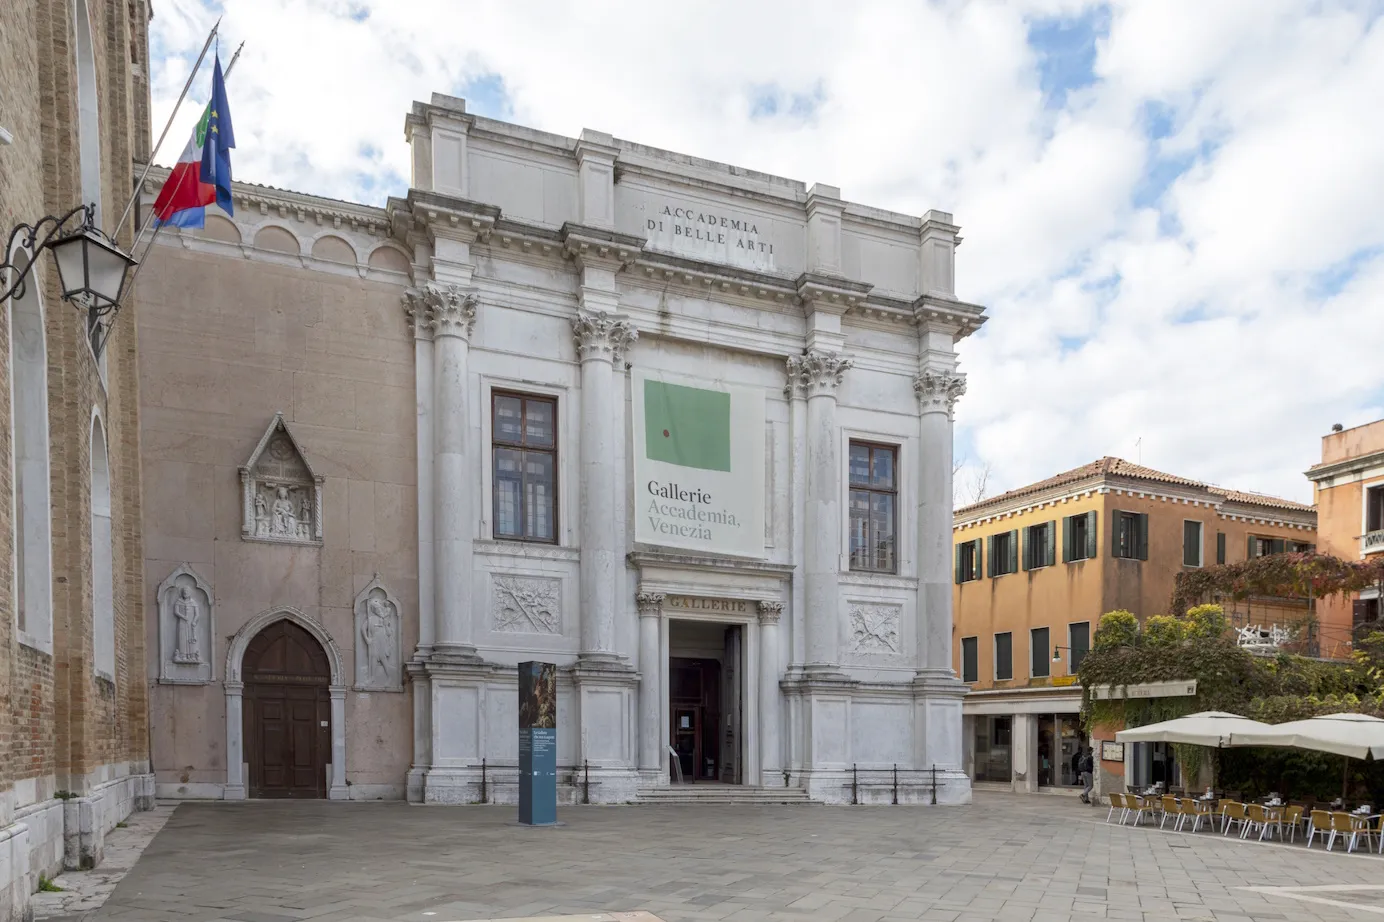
[1248,535,1257,559]
[974,539,982,580]
[1045,521,1056,567]
[1112,511,1122,557]
[1086,511,1098,560]
[986,536,994,577]
[955,543,964,584]
[1062,516,1073,563]
[1271,538,1286,555]
[1217,531,1226,564]
[1008,530,1019,574]
[1021,527,1032,571]
[1136,513,1149,560]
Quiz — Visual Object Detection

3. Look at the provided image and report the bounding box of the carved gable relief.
[239,412,324,546]
[848,603,901,655]
[158,564,214,684]
[491,575,561,634]
[353,575,402,690]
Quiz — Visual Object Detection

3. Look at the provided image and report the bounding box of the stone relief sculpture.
[239,412,325,546]
[353,575,402,689]
[848,603,901,655]
[492,576,561,634]
[158,564,214,684]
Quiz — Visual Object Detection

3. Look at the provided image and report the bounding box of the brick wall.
[2,1,153,907]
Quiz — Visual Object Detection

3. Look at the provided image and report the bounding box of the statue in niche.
[271,485,298,537]
[254,491,270,536]
[360,597,395,683]
[297,494,312,539]
[171,585,203,664]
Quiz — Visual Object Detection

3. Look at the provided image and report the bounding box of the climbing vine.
[1171,552,1384,616]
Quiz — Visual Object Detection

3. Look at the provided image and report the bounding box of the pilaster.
[919,209,960,297]
[757,601,785,783]
[636,591,665,776]
[575,129,620,229]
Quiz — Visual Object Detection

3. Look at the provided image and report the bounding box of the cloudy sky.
[149,0,1384,504]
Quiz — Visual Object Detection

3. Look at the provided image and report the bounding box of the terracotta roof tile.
[955,457,1313,517]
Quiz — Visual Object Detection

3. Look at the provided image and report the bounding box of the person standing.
[1078,747,1095,804]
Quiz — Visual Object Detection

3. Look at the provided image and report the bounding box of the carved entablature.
[239,413,324,546]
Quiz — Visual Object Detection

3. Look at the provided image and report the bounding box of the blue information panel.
[518,661,557,826]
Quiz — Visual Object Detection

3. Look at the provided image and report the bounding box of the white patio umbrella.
[1115,711,1273,748]
[1228,713,1384,760]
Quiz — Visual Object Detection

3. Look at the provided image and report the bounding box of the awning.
[1227,713,1384,760]
[1115,711,1272,748]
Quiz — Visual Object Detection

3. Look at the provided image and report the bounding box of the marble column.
[573,310,638,662]
[758,601,784,783]
[403,292,436,655]
[636,591,665,773]
[787,351,852,673]
[913,370,966,674]
[329,687,348,799]
[428,285,479,658]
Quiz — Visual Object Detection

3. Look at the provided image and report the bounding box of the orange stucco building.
[952,458,1316,796]
[1307,419,1384,653]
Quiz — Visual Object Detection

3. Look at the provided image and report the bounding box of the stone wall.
[0,1,154,918]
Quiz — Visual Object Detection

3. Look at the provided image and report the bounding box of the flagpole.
[126,41,245,258]
[114,20,221,240]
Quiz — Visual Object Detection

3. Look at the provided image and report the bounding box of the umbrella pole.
[1341,756,1350,800]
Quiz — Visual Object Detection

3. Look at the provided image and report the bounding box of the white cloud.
[149,0,1384,504]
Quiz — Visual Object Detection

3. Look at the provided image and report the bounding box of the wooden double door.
[243,620,331,798]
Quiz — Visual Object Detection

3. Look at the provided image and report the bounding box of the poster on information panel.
[632,369,765,558]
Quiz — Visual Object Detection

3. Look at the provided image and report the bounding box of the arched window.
[91,413,114,680]
[7,246,54,650]
[74,0,103,224]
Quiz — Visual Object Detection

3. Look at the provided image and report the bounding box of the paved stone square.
[74,795,1384,922]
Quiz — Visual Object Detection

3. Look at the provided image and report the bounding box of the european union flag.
[198,54,236,216]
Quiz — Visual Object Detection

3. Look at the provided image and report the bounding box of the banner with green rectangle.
[632,370,765,558]
[643,379,732,472]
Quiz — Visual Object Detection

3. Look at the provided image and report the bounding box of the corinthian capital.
[427,285,478,340]
[757,600,785,624]
[785,350,852,399]
[572,310,638,364]
[401,289,433,341]
[635,591,665,618]
[914,370,966,416]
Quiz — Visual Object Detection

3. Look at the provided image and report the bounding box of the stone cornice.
[1306,449,1384,484]
[795,272,874,315]
[559,223,645,270]
[913,293,987,341]
[393,191,500,244]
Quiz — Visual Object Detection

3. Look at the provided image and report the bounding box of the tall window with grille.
[492,393,558,542]
[849,442,897,573]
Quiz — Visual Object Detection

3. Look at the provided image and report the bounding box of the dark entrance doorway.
[243,619,331,798]
[669,620,744,784]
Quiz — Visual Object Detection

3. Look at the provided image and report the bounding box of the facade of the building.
[951,458,1316,797]
[1,1,155,919]
[1308,419,1384,653]
[135,93,986,806]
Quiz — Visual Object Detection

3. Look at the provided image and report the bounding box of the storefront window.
[1132,741,1180,789]
[1039,714,1085,787]
[972,716,1012,782]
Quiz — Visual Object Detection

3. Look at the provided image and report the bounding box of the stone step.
[636,786,815,805]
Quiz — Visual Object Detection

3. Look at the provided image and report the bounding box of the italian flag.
[150,103,217,229]
[643,379,732,472]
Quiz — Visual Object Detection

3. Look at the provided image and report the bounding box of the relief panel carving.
[239,412,324,546]
[354,575,402,689]
[491,575,562,634]
[158,564,214,684]
[848,603,901,655]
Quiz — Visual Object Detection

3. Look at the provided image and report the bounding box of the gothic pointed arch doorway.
[242,620,332,798]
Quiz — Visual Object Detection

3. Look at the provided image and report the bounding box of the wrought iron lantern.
[1,203,137,357]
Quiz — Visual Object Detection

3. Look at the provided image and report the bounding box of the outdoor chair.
[1307,810,1333,848]
[1159,795,1180,829]
[1244,803,1275,841]
[1280,805,1305,843]
[1177,797,1213,833]
[1125,794,1158,827]
[1220,802,1248,837]
[1106,792,1127,824]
